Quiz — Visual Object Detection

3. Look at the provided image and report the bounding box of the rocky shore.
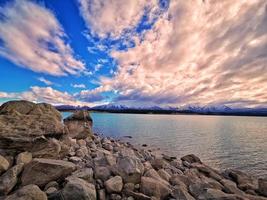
[0,100,266,200]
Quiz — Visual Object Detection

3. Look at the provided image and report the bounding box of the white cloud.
[90,0,267,108]
[0,86,100,106]
[78,0,159,39]
[0,0,85,76]
[71,84,86,89]
[37,77,53,86]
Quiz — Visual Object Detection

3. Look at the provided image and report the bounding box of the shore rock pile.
[0,100,266,200]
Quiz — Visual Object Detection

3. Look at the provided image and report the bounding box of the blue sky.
[0,0,266,108]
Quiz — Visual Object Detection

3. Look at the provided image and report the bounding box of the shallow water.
[62,112,267,178]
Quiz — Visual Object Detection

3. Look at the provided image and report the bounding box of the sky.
[0,0,266,108]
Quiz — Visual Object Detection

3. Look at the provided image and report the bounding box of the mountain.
[56,104,267,116]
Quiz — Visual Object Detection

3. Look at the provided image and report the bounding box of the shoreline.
[0,100,266,200]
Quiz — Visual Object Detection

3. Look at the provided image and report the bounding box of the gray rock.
[172,185,195,200]
[105,176,123,193]
[98,189,106,200]
[44,181,59,191]
[150,158,168,170]
[220,179,244,196]
[258,178,267,197]
[123,190,151,200]
[0,155,9,174]
[198,188,240,200]
[72,168,94,183]
[31,138,62,159]
[5,184,47,200]
[110,194,122,200]
[16,151,32,164]
[158,169,171,182]
[113,156,144,184]
[181,154,202,164]
[21,158,76,187]
[144,168,169,185]
[62,177,96,200]
[140,176,171,199]
[94,166,111,181]
[45,187,57,195]
[0,163,24,195]
[64,110,93,139]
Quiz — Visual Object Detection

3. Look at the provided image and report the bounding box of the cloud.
[71,84,86,89]
[90,0,267,108]
[78,0,159,39]
[0,0,85,76]
[0,86,101,106]
[37,77,53,86]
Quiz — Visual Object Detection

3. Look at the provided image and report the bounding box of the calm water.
[62,112,267,178]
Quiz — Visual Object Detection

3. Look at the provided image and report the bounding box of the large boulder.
[104,176,123,193]
[0,101,65,151]
[5,184,47,200]
[21,158,76,187]
[62,177,96,200]
[63,110,93,139]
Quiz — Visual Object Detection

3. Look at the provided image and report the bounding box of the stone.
[220,179,244,196]
[69,156,82,163]
[110,194,122,200]
[98,189,106,200]
[124,183,135,191]
[31,138,62,159]
[258,178,267,197]
[158,169,171,182]
[123,190,151,200]
[62,177,96,200]
[103,143,113,151]
[0,155,9,174]
[44,181,59,191]
[77,139,87,147]
[112,156,144,184]
[64,110,93,139]
[150,158,168,170]
[72,168,94,183]
[105,176,123,193]
[144,168,169,185]
[227,169,258,191]
[16,151,32,164]
[45,187,58,195]
[21,158,76,187]
[0,101,65,151]
[94,166,111,181]
[172,185,195,200]
[181,154,202,164]
[0,163,24,195]
[198,188,240,200]
[140,176,171,199]
[5,184,47,200]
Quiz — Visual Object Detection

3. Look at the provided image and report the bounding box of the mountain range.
[56,104,267,116]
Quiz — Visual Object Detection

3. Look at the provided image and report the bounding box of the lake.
[62,112,267,178]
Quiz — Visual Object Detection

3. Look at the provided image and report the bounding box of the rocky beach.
[0,100,266,200]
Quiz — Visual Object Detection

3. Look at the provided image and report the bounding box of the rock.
[124,183,135,191]
[76,146,89,158]
[144,168,169,185]
[31,138,62,159]
[0,163,24,195]
[198,188,240,200]
[188,183,216,198]
[62,177,96,200]
[45,187,57,195]
[0,101,65,151]
[151,158,168,170]
[162,154,176,162]
[98,189,106,200]
[181,154,202,164]
[140,176,171,199]
[227,169,258,191]
[21,158,76,187]
[158,169,171,182]
[44,181,59,191]
[16,151,32,164]
[105,176,123,193]
[220,179,244,195]
[170,174,192,188]
[124,190,152,200]
[69,156,82,163]
[94,166,111,181]
[110,194,122,200]
[5,184,47,200]
[259,178,267,197]
[172,185,195,200]
[113,156,144,184]
[64,110,93,139]
[72,168,94,183]
[0,155,9,174]
[103,143,113,151]
[77,139,87,147]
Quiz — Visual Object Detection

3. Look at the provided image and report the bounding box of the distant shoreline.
[57,108,267,117]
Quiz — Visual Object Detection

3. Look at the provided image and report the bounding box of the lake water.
[62,112,267,178]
